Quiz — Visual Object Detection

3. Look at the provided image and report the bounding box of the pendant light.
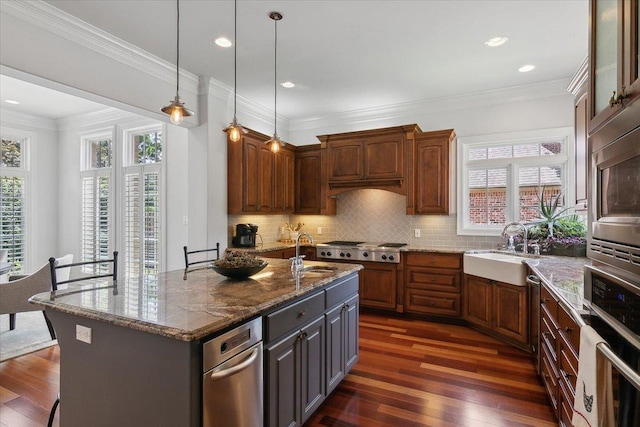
[266,11,284,153]
[223,0,247,142]
[161,0,194,125]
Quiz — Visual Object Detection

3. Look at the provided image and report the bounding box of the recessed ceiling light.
[518,64,536,72]
[485,36,508,47]
[281,81,295,88]
[4,99,20,105]
[214,37,232,48]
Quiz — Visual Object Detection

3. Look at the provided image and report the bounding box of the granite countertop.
[525,255,591,311]
[29,259,362,342]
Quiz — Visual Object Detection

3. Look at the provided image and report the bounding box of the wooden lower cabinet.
[463,274,528,349]
[260,247,297,260]
[358,262,398,310]
[538,283,580,425]
[404,252,462,317]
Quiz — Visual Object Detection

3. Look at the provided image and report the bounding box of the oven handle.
[564,300,640,391]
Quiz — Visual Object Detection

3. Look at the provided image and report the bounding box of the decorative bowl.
[210,261,268,279]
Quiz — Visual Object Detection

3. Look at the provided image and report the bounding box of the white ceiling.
[1,0,589,122]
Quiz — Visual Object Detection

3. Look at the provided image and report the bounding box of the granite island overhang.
[29,259,363,427]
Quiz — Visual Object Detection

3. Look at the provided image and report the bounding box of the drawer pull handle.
[298,310,307,318]
[565,326,573,333]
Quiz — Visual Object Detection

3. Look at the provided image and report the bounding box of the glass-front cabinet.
[589,0,640,133]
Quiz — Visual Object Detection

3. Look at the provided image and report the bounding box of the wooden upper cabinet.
[413,129,455,215]
[273,147,295,213]
[317,124,421,197]
[295,145,322,214]
[589,0,640,134]
[327,139,364,181]
[227,128,294,214]
[364,135,404,180]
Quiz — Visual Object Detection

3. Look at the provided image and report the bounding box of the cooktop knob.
[346,253,351,258]
[327,251,332,257]
[363,252,369,257]
[381,255,387,260]
[389,255,395,261]
[320,251,326,256]
[340,252,345,257]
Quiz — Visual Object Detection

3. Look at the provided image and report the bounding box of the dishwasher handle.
[209,347,260,381]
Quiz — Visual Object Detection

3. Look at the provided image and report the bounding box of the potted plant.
[527,187,587,257]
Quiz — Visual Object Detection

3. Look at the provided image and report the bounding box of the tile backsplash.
[229,189,503,250]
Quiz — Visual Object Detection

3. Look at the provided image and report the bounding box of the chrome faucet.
[501,222,528,254]
[291,232,314,274]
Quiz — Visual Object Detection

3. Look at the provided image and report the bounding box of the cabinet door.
[359,264,396,310]
[241,136,261,212]
[274,148,295,213]
[363,135,404,180]
[266,332,299,427]
[300,317,325,424]
[344,295,359,374]
[414,132,450,214]
[492,281,528,344]
[325,304,345,394]
[327,139,363,181]
[463,275,491,328]
[295,147,321,214]
[258,144,273,212]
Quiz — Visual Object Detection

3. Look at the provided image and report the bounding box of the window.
[1,137,28,273]
[122,129,163,277]
[458,128,572,236]
[81,135,113,273]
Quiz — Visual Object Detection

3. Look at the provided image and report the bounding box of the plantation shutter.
[123,164,162,277]
[0,176,25,273]
[81,170,112,273]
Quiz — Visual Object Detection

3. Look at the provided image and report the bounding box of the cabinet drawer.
[405,289,461,317]
[541,285,559,319]
[541,342,559,412]
[406,252,461,269]
[541,306,558,362]
[266,292,324,342]
[325,275,358,309]
[558,377,575,427]
[557,305,580,353]
[559,336,578,393]
[406,268,460,292]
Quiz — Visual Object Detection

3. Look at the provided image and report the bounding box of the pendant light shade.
[266,11,285,153]
[161,0,193,125]
[223,0,247,142]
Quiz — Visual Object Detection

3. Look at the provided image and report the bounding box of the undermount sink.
[463,252,527,286]
[300,265,338,276]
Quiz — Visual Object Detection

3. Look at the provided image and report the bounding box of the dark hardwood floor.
[0,312,555,426]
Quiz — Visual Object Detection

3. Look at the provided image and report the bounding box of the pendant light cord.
[233,0,238,117]
[175,0,180,96]
[273,16,278,136]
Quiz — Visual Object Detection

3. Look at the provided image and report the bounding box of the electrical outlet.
[317,227,323,235]
[76,324,92,344]
[414,229,421,238]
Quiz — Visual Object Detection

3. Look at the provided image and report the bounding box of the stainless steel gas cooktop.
[315,241,407,263]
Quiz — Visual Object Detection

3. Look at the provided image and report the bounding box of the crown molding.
[207,77,290,133]
[0,108,57,131]
[289,78,572,132]
[567,57,589,96]
[2,0,199,94]
[57,108,137,130]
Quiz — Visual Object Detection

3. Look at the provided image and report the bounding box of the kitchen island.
[29,259,362,427]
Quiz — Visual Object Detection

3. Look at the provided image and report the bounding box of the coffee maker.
[232,224,259,248]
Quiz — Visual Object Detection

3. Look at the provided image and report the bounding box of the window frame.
[457,127,574,236]
[1,128,33,272]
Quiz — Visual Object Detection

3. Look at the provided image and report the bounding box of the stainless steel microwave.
[589,125,640,277]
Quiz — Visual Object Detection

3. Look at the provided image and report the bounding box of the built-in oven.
[589,125,640,277]
[584,265,640,426]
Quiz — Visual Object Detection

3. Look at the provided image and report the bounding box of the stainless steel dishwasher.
[203,317,263,427]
